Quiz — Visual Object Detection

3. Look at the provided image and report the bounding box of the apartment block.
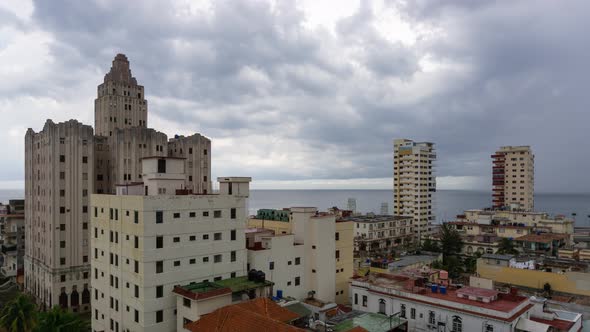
[247,207,354,304]
[346,214,414,256]
[492,146,534,210]
[393,139,436,241]
[0,199,25,281]
[91,157,250,332]
[24,120,94,311]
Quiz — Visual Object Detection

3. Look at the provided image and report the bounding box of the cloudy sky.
[0,0,588,192]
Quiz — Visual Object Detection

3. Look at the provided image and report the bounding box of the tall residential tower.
[491,146,534,210]
[393,139,436,242]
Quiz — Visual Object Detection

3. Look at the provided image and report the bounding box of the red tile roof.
[346,327,369,332]
[185,298,304,332]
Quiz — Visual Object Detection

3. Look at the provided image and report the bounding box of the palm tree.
[0,293,37,332]
[35,306,90,332]
[496,238,519,255]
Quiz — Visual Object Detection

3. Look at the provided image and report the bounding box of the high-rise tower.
[393,139,436,243]
[491,146,534,210]
[94,54,148,137]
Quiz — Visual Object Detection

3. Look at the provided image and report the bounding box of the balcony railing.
[1,245,17,255]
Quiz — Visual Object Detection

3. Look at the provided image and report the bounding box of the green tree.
[420,238,440,252]
[496,238,519,255]
[439,223,464,264]
[35,306,90,332]
[0,293,37,332]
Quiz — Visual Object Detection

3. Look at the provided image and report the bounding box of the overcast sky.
[0,0,588,192]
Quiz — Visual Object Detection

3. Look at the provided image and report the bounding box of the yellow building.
[335,219,354,304]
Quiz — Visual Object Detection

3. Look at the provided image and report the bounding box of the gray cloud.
[0,0,587,192]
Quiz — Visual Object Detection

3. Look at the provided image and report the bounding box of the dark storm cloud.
[0,0,588,191]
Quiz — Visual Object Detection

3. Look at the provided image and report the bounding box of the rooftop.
[332,312,405,332]
[339,214,413,223]
[185,298,303,332]
[173,276,274,301]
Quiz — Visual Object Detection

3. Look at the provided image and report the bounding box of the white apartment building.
[393,139,436,242]
[346,214,414,256]
[246,230,306,299]
[492,146,534,210]
[350,273,582,332]
[91,157,250,332]
[24,119,94,311]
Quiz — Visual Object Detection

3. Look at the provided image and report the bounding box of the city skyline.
[1,1,589,192]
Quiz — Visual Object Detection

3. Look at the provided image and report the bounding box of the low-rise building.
[91,156,251,332]
[246,229,306,299]
[173,276,274,331]
[462,209,574,235]
[0,199,25,282]
[248,207,354,304]
[343,214,414,257]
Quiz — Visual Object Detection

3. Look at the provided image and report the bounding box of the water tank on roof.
[440,286,447,295]
[256,270,266,282]
[431,285,438,293]
[248,269,258,281]
[277,290,283,298]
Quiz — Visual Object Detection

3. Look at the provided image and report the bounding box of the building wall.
[24,119,93,311]
[168,134,212,194]
[247,218,292,235]
[247,235,306,299]
[393,139,436,242]
[477,259,590,296]
[307,215,336,302]
[335,221,353,304]
[91,191,249,332]
[175,294,231,332]
[0,213,25,278]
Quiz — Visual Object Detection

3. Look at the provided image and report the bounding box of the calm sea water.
[2,189,588,226]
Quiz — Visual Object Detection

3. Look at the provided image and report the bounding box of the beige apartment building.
[247,208,354,304]
[393,139,436,242]
[91,157,250,332]
[24,120,94,311]
[492,145,534,210]
[24,54,212,311]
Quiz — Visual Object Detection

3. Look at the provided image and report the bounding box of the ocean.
[2,189,588,226]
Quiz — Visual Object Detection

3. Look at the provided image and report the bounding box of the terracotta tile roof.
[346,327,369,332]
[235,298,299,323]
[185,298,304,332]
[530,317,575,331]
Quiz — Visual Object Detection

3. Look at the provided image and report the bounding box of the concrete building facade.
[0,199,25,281]
[393,139,436,242]
[24,120,94,311]
[492,146,534,210]
[91,157,250,332]
[347,214,414,256]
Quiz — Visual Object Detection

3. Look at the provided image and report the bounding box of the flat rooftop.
[174,276,274,300]
[515,233,569,243]
[333,312,405,332]
[389,254,440,270]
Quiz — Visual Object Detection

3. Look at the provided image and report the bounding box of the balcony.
[492,182,504,186]
[491,154,505,158]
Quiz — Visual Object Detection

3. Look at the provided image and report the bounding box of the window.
[411,308,416,319]
[230,208,236,219]
[189,235,196,241]
[183,298,191,308]
[203,211,209,217]
[156,286,163,298]
[378,299,386,314]
[362,295,367,307]
[174,261,180,267]
[156,211,163,224]
[134,260,139,273]
[452,316,462,332]
[157,159,166,173]
[134,236,139,248]
[354,293,358,305]
[60,207,66,214]
[231,251,236,262]
[156,261,163,273]
[203,234,209,240]
[203,257,209,263]
[134,211,139,223]
[60,172,66,179]
[60,155,65,162]
[214,210,222,218]
[156,236,163,248]
[60,241,66,248]
[60,275,66,282]
[173,237,180,243]
[156,310,163,323]
[485,324,494,332]
[134,285,139,298]
[269,261,274,270]
[335,250,340,259]
[214,232,222,240]
[60,190,65,197]
[429,311,436,325]
[189,212,196,218]
[134,310,139,323]
[295,257,301,265]
[82,156,88,163]
[400,304,406,318]
[295,277,300,286]
[335,232,340,241]
[214,254,222,263]
[60,257,66,265]
[189,258,196,264]
[173,213,180,219]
